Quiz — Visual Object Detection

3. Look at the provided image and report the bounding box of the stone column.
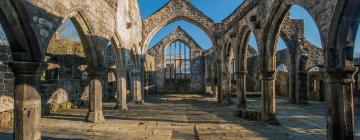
[85,67,105,123]
[236,71,247,109]
[288,58,297,104]
[295,54,308,104]
[140,57,145,101]
[323,67,357,140]
[296,71,308,104]
[261,70,278,124]
[132,69,144,104]
[221,71,232,105]
[116,72,128,111]
[9,61,45,140]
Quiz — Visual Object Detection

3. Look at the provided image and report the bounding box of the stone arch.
[0,0,41,61]
[142,0,217,52]
[110,33,126,73]
[261,1,327,71]
[237,26,253,72]
[323,1,360,138]
[160,30,205,61]
[110,33,129,110]
[147,27,205,68]
[46,10,99,67]
[327,0,360,67]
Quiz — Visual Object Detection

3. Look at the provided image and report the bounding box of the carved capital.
[322,67,358,84]
[9,61,46,77]
[86,66,107,77]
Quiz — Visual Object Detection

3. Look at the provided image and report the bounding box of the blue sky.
[138,0,325,51]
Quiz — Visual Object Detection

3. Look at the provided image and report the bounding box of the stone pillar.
[261,70,278,124]
[323,67,357,140]
[132,69,144,104]
[85,67,105,123]
[9,61,45,140]
[295,54,308,104]
[236,71,247,109]
[221,72,232,105]
[296,71,308,104]
[116,73,128,111]
[140,57,145,101]
[212,77,218,98]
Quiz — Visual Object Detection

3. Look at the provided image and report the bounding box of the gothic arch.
[261,1,329,70]
[327,0,360,67]
[110,33,126,73]
[142,0,217,52]
[237,26,253,72]
[46,10,100,67]
[0,0,41,61]
[147,26,205,68]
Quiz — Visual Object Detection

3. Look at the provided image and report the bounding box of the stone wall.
[0,45,14,127]
[147,27,206,94]
[41,54,88,113]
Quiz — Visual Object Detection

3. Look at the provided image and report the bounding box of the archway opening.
[103,41,117,102]
[274,5,324,102]
[246,32,261,93]
[270,4,326,137]
[41,19,89,115]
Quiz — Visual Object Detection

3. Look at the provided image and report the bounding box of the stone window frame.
[165,40,191,80]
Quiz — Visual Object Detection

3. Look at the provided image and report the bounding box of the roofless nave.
[0,0,359,139]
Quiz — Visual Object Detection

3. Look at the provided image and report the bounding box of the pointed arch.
[261,2,326,70]
[142,0,217,52]
[327,0,360,67]
[46,10,99,66]
[0,0,41,61]
[110,32,127,73]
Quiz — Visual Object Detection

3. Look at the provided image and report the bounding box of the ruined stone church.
[0,0,359,139]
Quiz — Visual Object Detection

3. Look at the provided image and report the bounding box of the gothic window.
[165,40,191,80]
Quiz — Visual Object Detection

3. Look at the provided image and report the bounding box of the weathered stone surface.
[147,27,206,94]
[0,0,358,139]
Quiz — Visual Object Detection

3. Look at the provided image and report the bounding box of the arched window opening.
[277,64,288,72]
[248,32,258,54]
[308,65,323,100]
[165,40,191,80]
[42,19,88,111]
